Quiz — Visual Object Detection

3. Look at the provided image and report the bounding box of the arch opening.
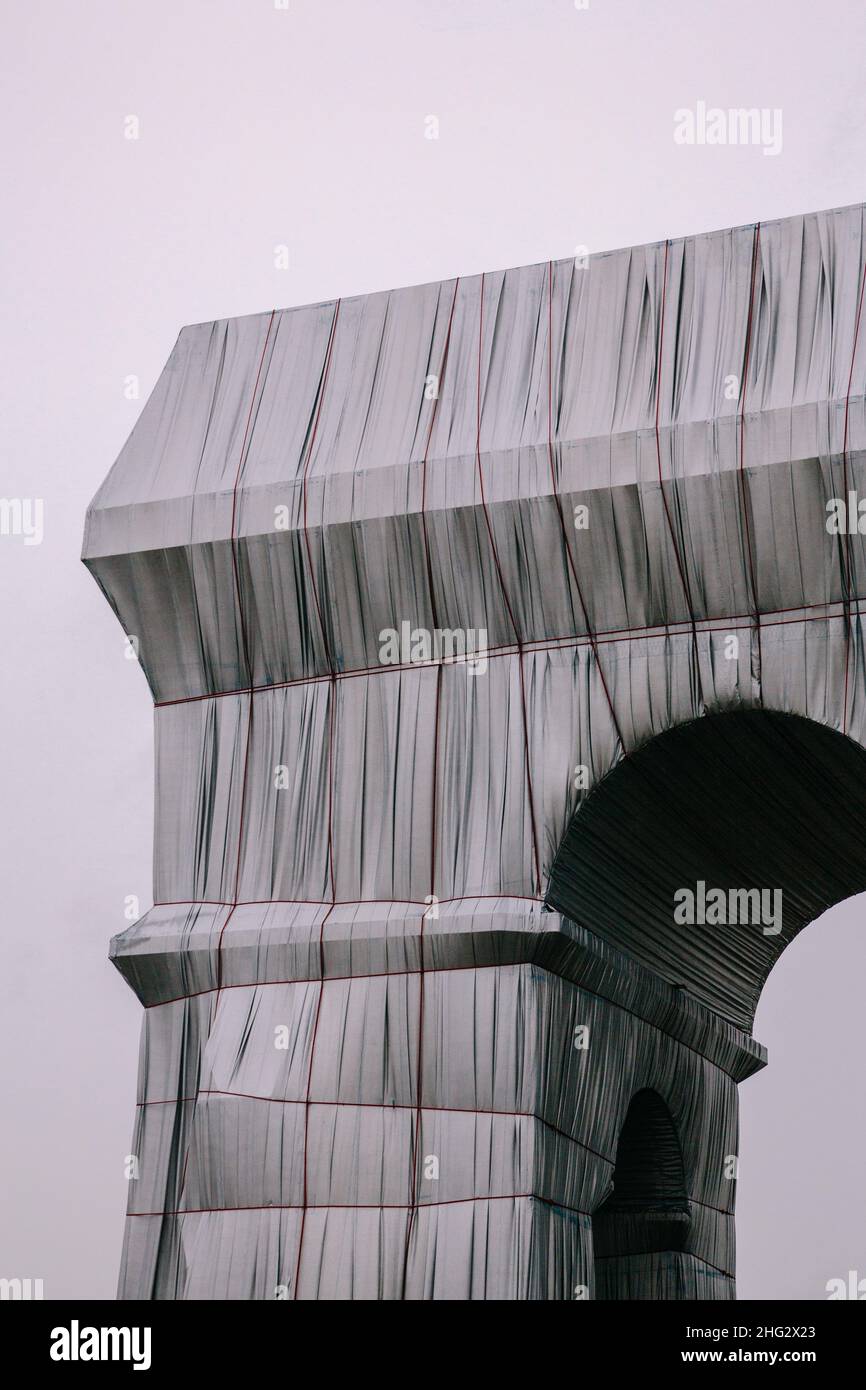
[547,709,866,1030]
[593,1089,689,1300]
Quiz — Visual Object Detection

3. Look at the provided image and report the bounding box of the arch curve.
[546,708,866,1029]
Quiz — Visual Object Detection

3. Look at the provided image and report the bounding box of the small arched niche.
[593,1089,689,1300]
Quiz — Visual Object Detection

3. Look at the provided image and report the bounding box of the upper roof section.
[84,203,866,561]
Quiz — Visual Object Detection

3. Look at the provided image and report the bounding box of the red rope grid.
[130,236,866,1281]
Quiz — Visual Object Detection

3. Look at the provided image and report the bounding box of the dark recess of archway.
[546,710,866,1030]
[593,1089,690,1298]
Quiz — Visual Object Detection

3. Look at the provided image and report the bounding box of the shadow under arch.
[593,1089,689,1300]
[546,709,866,1030]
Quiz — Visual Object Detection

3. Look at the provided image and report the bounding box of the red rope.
[654,241,705,710]
[546,260,627,756]
[474,273,542,893]
[153,594,863,707]
[137,964,754,1084]
[293,298,342,1298]
[402,279,460,1297]
[152,891,546,909]
[399,663,440,1298]
[420,280,460,634]
[136,1090,614,1162]
[841,244,866,733]
[220,308,278,973]
[129,1192,593,1219]
[301,303,342,681]
[738,225,763,701]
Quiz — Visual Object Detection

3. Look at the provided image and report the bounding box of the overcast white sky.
[1,0,865,1299]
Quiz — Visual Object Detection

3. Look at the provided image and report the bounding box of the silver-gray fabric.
[85,202,866,1299]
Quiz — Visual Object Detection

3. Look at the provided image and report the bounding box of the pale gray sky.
[1,0,865,1298]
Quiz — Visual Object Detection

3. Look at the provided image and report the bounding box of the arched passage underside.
[547,710,866,1030]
